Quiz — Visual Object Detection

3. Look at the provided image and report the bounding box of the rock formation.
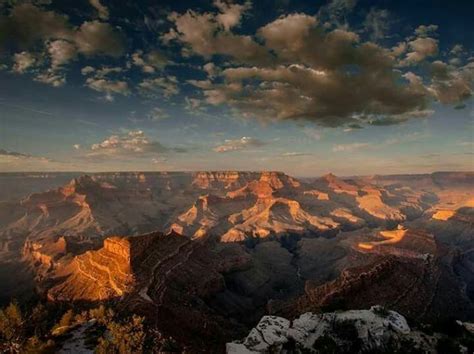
[227,306,439,353]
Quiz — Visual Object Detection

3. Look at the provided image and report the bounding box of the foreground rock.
[227,306,435,353]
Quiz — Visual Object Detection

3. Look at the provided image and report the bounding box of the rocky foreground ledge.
[226,306,472,353]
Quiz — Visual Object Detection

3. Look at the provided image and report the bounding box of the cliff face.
[47,231,252,350]
[272,227,473,323]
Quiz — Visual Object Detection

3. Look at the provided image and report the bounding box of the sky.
[0,0,472,176]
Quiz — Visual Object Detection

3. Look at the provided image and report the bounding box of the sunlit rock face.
[0,171,440,258]
[46,230,255,350]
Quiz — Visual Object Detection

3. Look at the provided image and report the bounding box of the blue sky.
[0,0,472,175]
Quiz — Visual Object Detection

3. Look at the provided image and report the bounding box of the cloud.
[162,7,270,65]
[428,61,473,104]
[185,97,207,114]
[402,37,439,65]
[332,142,371,152]
[281,152,311,157]
[0,4,124,58]
[132,50,168,73]
[47,39,77,68]
[414,24,438,37]
[85,77,130,97]
[81,66,95,75]
[213,0,251,31]
[89,0,109,20]
[138,76,179,98]
[364,8,390,41]
[179,11,435,128]
[213,136,266,152]
[0,148,50,162]
[85,130,184,160]
[0,3,71,50]
[450,44,464,56]
[74,21,124,57]
[147,107,170,121]
[318,0,358,27]
[12,51,39,73]
[34,70,66,87]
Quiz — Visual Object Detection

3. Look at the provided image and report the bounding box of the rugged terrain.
[0,170,473,351]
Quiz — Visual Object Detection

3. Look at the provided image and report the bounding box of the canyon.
[0,170,473,351]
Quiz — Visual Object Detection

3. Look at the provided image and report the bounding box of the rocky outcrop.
[227,306,437,353]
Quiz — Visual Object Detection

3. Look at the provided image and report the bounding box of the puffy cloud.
[1,4,123,57]
[85,77,130,96]
[204,60,428,127]
[203,62,219,78]
[162,8,270,64]
[213,136,266,152]
[81,66,95,75]
[0,3,71,50]
[74,21,124,57]
[164,7,464,128]
[138,76,179,98]
[89,0,109,20]
[47,40,77,68]
[402,37,438,65]
[86,130,184,160]
[428,61,473,104]
[414,24,438,37]
[12,51,38,73]
[450,44,464,56]
[213,0,251,31]
[332,142,371,152]
[34,70,66,87]
[132,50,168,73]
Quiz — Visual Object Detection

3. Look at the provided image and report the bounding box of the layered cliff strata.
[47,231,254,350]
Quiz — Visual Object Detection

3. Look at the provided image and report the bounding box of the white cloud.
[47,39,77,68]
[213,0,251,31]
[401,37,438,65]
[332,142,371,152]
[213,136,266,152]
[85,130,184,161]
[281,152,311,157]
[12,51,38,73]
[81,66,95,75]
[85,77,130,96]
[74,21,124,57]
[414,24,438,37]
